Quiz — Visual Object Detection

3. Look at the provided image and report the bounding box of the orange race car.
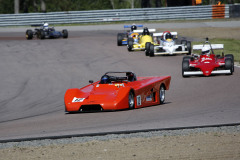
[64,71,171,113]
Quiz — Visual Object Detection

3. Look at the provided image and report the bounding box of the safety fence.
[0,4,231,27]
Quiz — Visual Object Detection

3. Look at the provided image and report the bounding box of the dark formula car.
[25,23,68,40]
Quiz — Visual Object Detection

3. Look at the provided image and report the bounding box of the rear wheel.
[128,91,135,109]
[225,54,234,72]
[186,41,191,55]
[145,42,151,56]
[225,58,233,75]
[149,44,155,57]
[117,33,123,46]
[182,60,190,77]
[26,30,33,40]
[159,85,165,104]
[62,29,68,38]
[181,40,187,45]
[127,38,133,51]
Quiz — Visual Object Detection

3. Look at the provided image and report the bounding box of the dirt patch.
[0,131,240,160]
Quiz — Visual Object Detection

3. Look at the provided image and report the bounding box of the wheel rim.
[159,86,165,104]
[129,92,134,109]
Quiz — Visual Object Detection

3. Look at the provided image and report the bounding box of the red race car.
[64,71,171,112]
[182,38,234,77]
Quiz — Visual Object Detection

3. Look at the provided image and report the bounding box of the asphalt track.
[0,21,240,141]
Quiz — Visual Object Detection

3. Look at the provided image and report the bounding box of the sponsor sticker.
[72,97,85,103]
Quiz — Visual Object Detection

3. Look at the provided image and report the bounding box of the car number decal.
[72,97,85,103]
[137,95,141,106]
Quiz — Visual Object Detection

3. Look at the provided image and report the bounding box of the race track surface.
[0,22,240,140]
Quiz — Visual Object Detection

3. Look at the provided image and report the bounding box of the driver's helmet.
[126,72,136,82]
[43,23,49,30]
[165,32,172,41]
[131,25,137,32]
[142,27,150,35]
[100,75,111,84]
[202,46,211,55]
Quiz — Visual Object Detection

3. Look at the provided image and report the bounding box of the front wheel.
[159,85,165,104]
[145,42,151,56]
[182,60,190,77]
[26,30,33,40]
[149,44,155,57]
[128,91,135,109]
[127,38,133,52]
[117,33,123,46]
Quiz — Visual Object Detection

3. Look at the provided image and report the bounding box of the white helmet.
[202,46,210,55]
[43,23,49,29]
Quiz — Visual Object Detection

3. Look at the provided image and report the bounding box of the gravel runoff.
[1,125,240,149]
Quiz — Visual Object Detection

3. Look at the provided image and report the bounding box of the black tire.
[182,60,190,77]
[181,40,187,45]
[183,56,191,61]
[187,41,191,55]
[159,85,165,104]
[225,58,233,75]
[145,42,151,56]
[26,29,33,40]
[127,38,133,52]
[225,54,234,72]
[128,91,135,109]
[62,29,68,38]
[40,29,45,39]
[149,44,155,57]
[117,33,123,46]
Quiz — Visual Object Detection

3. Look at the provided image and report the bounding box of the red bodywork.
[65,76,171,112]
[189,54,226,76]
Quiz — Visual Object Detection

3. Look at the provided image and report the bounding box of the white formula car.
[145,31,191,57]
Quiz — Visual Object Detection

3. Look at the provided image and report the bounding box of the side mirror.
[89,80,94,84]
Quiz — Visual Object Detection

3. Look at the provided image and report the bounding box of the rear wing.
[124,25,143,28]
[153,32,177,37]
[193,44,224,50]
[133,29,156,33]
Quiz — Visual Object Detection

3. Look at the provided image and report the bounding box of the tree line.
[0,0,239,14]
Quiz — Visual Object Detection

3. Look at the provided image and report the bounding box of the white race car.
[145,31,191,57]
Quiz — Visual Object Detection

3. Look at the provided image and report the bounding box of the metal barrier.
[0,5,230,27]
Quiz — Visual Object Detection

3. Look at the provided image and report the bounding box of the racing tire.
[26,30,33,40]
[127,38,133,52]
[181,40,187,45]
[145,42,151,56]
[187,41,192,55]
[117,33,123,46]
[39,30,45,39]
[128,91,135,109]
[159,85,165,104]
[225,58,233,75]
[62,29,68,38]
[225,54,234,72]
[149,44,155,57]
[183,56,191,61]
[182,60,190,78]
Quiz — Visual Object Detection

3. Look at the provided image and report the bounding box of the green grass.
[192,38,240,63]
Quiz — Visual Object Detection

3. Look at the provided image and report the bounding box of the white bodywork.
[133,29,156,33]
[151,32,189,55]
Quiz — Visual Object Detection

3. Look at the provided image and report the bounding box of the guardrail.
[0,4,230,26]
